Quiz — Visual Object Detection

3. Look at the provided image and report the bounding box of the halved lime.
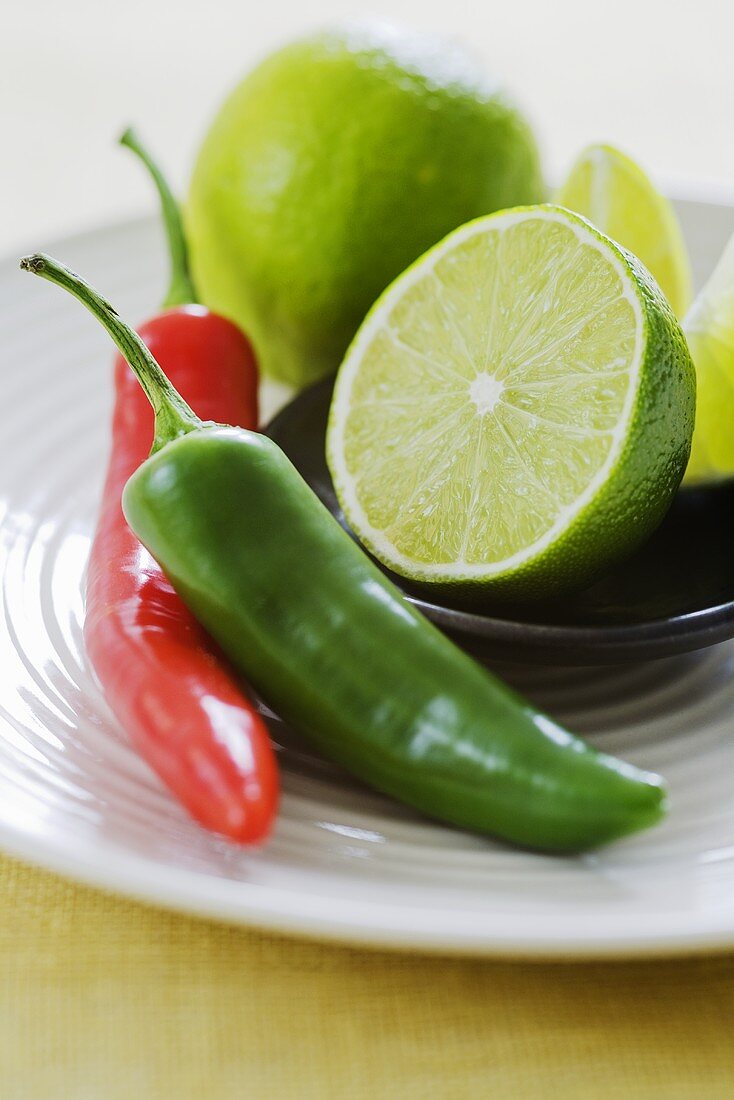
[556,144,692,318]
[326,205,695,598]
[683,232,734,484]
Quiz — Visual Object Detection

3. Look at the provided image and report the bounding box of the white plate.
[3,203,734,959]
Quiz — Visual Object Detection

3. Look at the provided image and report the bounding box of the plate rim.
[3,817,734,960]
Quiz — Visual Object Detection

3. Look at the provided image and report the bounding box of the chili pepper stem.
[20,253,201,451]
[119,126,197,309]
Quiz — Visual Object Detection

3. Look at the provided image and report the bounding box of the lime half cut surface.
[327,205,695,599]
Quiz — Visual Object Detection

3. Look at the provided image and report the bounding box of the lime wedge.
[557,144,692,318]
[326,205,695,598]
[683,232,734,484]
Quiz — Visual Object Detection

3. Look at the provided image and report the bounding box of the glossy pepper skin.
[22,255,667,853]
[83,129,277,843]
[86,309,278,842]
[124,428,666,852]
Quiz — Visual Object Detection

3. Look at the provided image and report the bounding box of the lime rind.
[327,204,695,598]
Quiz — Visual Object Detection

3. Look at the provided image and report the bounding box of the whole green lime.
[187,23,544,386]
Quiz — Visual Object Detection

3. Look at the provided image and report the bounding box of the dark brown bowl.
[265,379,734,665]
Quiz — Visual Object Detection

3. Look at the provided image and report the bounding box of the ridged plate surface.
[2,208,734,957]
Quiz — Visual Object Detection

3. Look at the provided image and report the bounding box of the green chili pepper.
[22,253,667,852]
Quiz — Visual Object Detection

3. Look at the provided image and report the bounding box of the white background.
[3,0,733,255]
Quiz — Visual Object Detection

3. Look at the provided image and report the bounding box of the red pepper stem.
[20,253,201,451]
[119,127,197,309]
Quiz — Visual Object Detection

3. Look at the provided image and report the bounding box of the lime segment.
[327,205,695,598]
[683,233,734,484]
[557,144,692,318]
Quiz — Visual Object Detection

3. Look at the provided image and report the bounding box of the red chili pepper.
[84,130,278,842]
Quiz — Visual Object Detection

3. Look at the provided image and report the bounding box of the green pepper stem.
[20,253,201,451]
[120,126,197,309]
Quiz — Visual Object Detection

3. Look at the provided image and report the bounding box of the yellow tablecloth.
[2,854,733,1099]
